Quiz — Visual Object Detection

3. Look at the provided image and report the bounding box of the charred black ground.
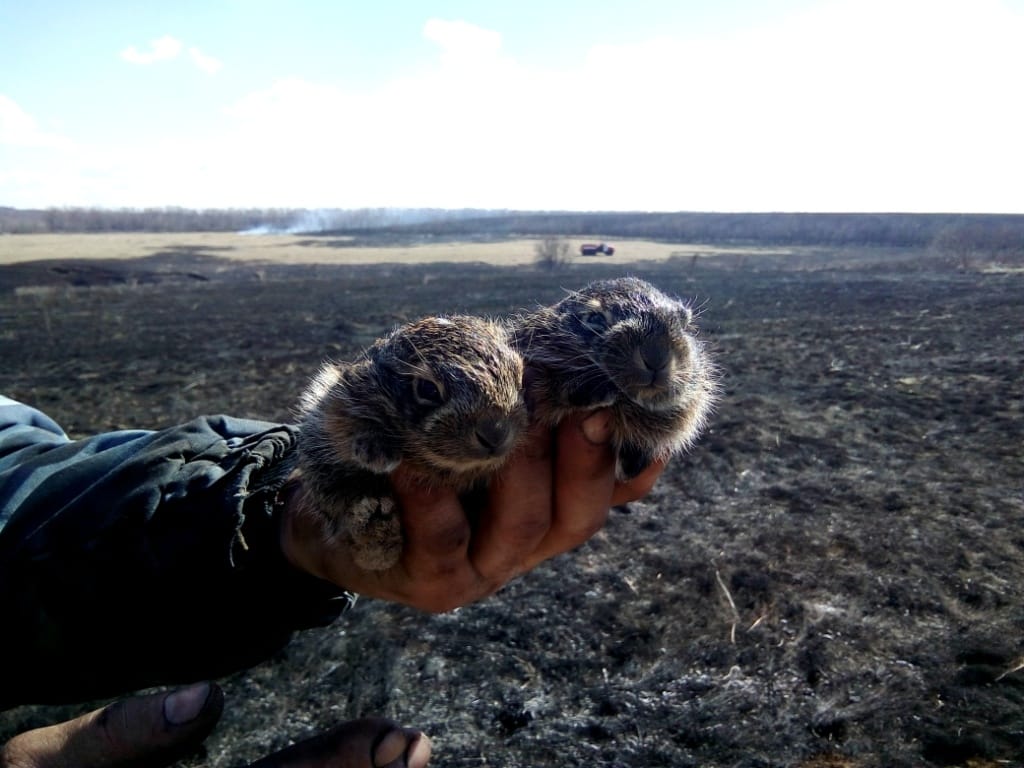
[1,245,1021,767]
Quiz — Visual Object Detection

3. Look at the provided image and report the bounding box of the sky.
[1,0,1023,213]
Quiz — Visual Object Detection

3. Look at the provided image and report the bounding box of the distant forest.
[1,206,1021,258]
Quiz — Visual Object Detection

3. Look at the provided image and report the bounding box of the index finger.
[469,420,555,581]
[611,457,667,506]
[391,467,473,584]
[522,410,618,569]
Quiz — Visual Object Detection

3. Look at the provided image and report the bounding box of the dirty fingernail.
[373,729,409,766]
[164,682,211,725]
[581,410,612,445]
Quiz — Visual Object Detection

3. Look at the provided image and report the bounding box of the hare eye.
[582,310,611,332]
[413,376,446,406]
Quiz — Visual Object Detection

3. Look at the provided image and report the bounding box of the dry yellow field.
[0,232,789,266]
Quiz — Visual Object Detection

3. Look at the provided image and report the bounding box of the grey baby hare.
[510,277,717,480]
[297,315,528,570]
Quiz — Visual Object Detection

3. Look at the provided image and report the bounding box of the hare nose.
[639,336,672,372]
[475,417,515,455]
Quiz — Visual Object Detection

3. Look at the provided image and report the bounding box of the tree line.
[0,206,500,235]
[1,206,1021,258]
[385,211,1024,250]
[0,206,292,234]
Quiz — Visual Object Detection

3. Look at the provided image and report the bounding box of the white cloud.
[423,18,503,67]
[8,2,1023,210]
[120,35,184,64]
[119,36,223,75]
[170,4,1024,210]
[0,95,74,150]
[189,47,223,74]
[546,0,1024,211]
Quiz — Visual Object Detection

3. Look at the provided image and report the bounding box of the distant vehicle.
[580,242,615,256]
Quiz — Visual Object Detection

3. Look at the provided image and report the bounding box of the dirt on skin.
[0,243,1021,767]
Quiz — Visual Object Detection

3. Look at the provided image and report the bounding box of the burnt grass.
[1,246,1022,767]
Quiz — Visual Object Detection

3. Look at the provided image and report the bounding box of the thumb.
[1,682,224,768]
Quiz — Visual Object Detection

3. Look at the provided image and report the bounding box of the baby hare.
[297,315,528,570]
[511,277,717,480]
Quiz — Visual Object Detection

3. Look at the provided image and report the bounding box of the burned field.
[1,244,1022,766]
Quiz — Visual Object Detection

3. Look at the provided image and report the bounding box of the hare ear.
[344,355,411,426]
[677,304,695,327]
[362,340,385,365]
[298,363,342,413]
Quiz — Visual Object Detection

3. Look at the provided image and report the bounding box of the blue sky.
[2,0,1022,212]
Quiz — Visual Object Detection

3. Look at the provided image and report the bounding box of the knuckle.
[481,568,521,597]
[1,738,37,768]
[614,476,658,505]
[95,702,133,753]
[425,522,471,555]
[420,557,465,582]
[505,512,551,546]
[557,516,607,546]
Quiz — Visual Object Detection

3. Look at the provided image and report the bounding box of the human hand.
[0,682,430,768]
[282,409,665,614]
[248,717,429,768]
[0,682,222,768]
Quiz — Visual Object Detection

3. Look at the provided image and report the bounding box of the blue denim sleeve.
[0,397,354,708]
